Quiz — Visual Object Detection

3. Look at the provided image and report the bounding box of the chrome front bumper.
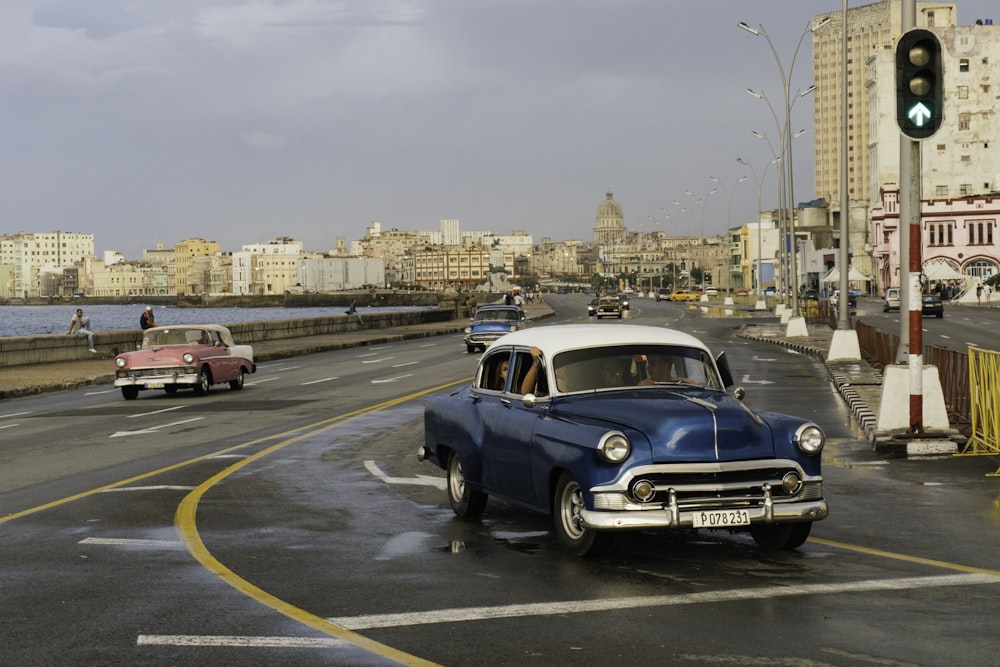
[114,368,199,388]
[581,491,828,531]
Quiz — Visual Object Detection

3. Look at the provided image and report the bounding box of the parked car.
[595,296,623,319]
[587,298,600,317]
[669,289,700,302]
[922,293,944,318]
[420,324,828,556]
[464,305,527,353]
[703,286,719,296]
[883,287,901,312]
[655,288,672,302]
[113,325,255,400]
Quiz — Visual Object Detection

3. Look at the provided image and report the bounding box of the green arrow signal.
[908,102,933,127]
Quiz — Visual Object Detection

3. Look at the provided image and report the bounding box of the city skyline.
[2,1,997,260]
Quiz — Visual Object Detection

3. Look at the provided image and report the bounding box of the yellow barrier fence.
[962,346,1000,476]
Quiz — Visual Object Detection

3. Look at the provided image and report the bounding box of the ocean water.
[0,304,433,337]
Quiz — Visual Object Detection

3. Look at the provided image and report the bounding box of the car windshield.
[142,328,211,347]
[551,344,721,393]
[474,309,519,323]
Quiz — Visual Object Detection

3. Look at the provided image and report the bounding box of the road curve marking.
[173,381,469,667]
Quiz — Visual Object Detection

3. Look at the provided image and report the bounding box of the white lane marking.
[245,377,278,386]
[109,417,204,438]
[263,365,300,371]
[392,361,420,368]
[362,357,395,364]
[83,390,117,396]
[0,424,20,430]
[371,374,414,384]
[137,636,350,648]
[128,405,187,419]
[79,538,184,548]
[418,343,437,348]
[327,573,1000,630]
[300,377,339,386]
[356,352,380,358]
[741,374,774,385]
[100,485,195,492]
[752,356,776,362]
[364,460,446,490]
[0,411,32,419]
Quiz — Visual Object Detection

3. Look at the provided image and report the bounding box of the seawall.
[0,301,462,367]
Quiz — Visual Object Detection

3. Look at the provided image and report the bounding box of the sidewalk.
[0,303,554,400]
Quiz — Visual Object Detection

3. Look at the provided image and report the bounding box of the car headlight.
[508,324,518,332]
[794,423,825,454]
[464,326,472,334]
[183,353,195,364]
[598,431,631,463]
[115,357,126,368]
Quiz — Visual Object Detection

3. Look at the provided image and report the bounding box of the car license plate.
[692,509,751,528]
[147,381,164,389]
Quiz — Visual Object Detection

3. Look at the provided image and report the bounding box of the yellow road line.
[810,537,1000,576]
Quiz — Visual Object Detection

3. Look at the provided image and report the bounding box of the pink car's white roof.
[491,324,712,356]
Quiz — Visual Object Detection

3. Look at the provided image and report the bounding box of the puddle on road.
[697,306,751,319]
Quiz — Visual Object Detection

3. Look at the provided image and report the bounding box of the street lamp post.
[740,16,831,323]
[738,155,780,309]
[709,175,747,300]
[684,186,717,295]
[672,200,691,288]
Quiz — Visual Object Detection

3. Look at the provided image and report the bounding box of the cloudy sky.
[2,0,995,259]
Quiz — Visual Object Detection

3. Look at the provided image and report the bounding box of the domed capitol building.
[588,190,720,292]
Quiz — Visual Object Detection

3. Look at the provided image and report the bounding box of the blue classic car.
[463,305,527,353]
[420,324,827,556]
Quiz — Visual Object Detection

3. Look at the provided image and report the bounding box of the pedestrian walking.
[976,284,983,304]
[140,306,157,330]
[68,308,97,352]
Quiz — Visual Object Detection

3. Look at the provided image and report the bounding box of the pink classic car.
[113,324,255,400]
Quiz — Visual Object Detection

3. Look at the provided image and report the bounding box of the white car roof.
[491,324,712,357]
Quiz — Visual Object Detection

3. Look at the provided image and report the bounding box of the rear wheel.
[192,369,211,396]
[447,452,487,518]
[121,386,139,400]
[553,472,612,557]
[229,369,245,390]
[749,522,812,550]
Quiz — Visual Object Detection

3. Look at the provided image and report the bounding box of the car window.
[478,352,511,391]
[551,345,720,392]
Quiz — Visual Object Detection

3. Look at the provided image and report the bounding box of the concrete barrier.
[0,306,459,368]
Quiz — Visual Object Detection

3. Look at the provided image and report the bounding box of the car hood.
[551,390,775,462]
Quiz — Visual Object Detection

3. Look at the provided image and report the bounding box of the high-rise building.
[812,1,959,206]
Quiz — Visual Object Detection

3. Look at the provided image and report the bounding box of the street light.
[740,16,831,321]
[709,174,747,297]
[672,200,691,288]
[738,155,781,306]
[684,186,717,292]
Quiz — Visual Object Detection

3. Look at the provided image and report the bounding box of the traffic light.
[896,28,944,140]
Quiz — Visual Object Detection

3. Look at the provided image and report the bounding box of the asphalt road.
[2,294,999,666]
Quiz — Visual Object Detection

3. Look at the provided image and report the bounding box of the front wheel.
[553,472,612,557]
[229,370,245,390]
[192,369,211,396]
[121,386,139,400]
[447,453,487,518]
[749,522,812,550]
